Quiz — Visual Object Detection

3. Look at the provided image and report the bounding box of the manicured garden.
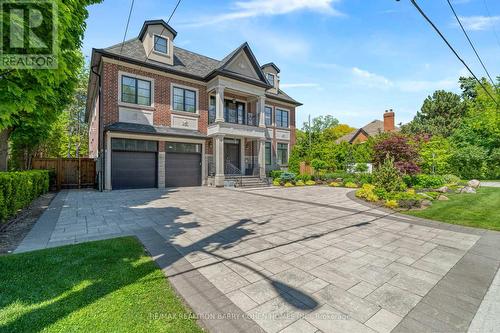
[404,187,500,231]
[0,237,203,333]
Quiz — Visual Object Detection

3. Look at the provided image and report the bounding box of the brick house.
[336,110,398,144]
[86,20,301,190]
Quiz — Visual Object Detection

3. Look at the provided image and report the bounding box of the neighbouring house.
[86,20,301,190]
[336,110,398,144]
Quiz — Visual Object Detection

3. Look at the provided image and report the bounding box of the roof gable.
[217,43,269,85]
[139,20,177,41]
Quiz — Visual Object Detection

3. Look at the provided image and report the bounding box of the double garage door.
[111,139,201,190]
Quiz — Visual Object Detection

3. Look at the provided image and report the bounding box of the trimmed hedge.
[0,170,50,223]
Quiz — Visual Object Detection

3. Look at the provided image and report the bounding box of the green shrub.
[284,182,294,187]
[296,180,305,186]
[0,170,49,223]
[449,145,488,179]
[329,181,341,187]
[345,182,358,188]
[372,157,406,192]
[296,174,312,182]
[280,172,296,182]
[270,170,284,179]
[385,199,398,209]
[392,192,421,209]
[355,173,373,185]
[355,163,369,173]
[311,158,328,171]
[442,174,460,185]
[305,180,316,186]
[272,179,281,186]
[373,187,388,199]
[413,174,446,189]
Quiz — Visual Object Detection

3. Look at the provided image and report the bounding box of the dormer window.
[154,35,168,54]
[266,73,275,86]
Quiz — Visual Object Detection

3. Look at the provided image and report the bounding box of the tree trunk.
[0,128,12,171]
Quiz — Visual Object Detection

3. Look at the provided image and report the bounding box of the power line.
[482,0,500,50]
[402,0,499,108]
[446,0,496,87]
[120,0,135,55]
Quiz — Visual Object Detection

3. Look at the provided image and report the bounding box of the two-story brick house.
[86,20,301,190]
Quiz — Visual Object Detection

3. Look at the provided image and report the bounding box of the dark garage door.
[165,142,202,187]
[111,139,157,190]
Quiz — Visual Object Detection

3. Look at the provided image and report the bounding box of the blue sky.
[82,0,500,128]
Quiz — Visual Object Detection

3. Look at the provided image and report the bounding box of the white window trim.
[171,83,200,115]
[118,71,155,110]
[275,107,290,129]
[276,141,290,166]
[264,104,274,127]
[153,34,170,56]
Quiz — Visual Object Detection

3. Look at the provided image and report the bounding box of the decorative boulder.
[437,195,449,201]
[421,200,433,207]
[436,186,449,193]
[460,186,476,194]
[468,179,481,188]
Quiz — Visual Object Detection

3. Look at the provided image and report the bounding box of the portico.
[207,77,268,187]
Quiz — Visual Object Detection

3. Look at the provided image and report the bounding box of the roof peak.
[139,19,177,40]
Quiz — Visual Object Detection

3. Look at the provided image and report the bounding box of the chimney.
[383,109,395,132]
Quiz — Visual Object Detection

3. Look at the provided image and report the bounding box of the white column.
[258,138,266,179]
[240,138,245,175]
[215,85,225,123]
[105,133,112,190]
[214,134,225,187]
[257,95,266,128]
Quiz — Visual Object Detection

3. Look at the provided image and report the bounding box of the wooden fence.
[32,158,96,190]
[299,162,314,175]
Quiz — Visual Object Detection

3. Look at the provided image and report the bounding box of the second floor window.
[264,106,272,126]
[173,87,196,113]
[154,35,168,54]
[121,75,151,106]
[275,109,289,128]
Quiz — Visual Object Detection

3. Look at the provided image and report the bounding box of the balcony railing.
[208,109,259,126]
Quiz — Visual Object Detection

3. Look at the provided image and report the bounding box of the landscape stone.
[436,186,449,193]
[468,179,481,188]
[459,186,476,194]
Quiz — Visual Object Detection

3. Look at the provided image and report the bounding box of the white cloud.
[280,83,320,88]
[350,67,460,92]
[351,67,393,87]
[180,0,342,28]
[458,15,500,31]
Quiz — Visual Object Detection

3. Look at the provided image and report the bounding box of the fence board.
[32,158,96,189]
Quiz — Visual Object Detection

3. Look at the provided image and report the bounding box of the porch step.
[226,176,270,188]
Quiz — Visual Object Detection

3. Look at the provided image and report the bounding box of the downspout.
[91,64,104,192]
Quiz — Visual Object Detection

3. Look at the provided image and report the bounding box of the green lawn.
[0,237,203,333]
[405,187,500,231]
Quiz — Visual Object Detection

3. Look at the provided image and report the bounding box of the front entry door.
[224,139,240,173]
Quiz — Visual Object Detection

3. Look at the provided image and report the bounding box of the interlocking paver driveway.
[16,186,499,333]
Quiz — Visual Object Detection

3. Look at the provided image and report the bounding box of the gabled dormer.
[261,63,280,94]
[139,19,177,66]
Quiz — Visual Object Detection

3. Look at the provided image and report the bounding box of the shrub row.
[0,170,50,223]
